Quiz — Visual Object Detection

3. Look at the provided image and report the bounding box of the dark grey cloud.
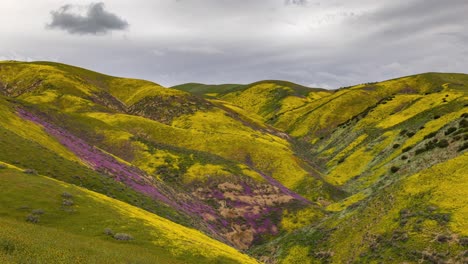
[357,0,468,40]
[47,2,129,35]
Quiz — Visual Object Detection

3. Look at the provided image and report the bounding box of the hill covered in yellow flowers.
[1,60,467,263]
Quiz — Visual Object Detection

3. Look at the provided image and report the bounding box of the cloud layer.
[1,0,467,87]
[47,2,128,35]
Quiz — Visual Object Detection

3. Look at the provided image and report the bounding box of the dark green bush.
[392,144,400,149]
[390,166,400,173]
[401,155,408,160]
[444,127,457,135]
[458,142,468,152]
[402,146,413,153]
[459,237,468,246]
[460,119,468,128]
[415,148,426,155]
[423,132,437,139]
[406,132,415,137]
[437,139,449,148]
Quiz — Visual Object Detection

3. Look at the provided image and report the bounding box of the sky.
[1,0,467,88]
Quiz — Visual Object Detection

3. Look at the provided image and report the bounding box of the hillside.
[0,166,257,263]
[0,61,467,263]
[174,73,468,263]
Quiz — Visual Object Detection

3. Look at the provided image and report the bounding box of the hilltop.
[0,61,467,263]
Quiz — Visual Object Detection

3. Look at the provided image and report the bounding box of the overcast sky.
[1,0,467,88]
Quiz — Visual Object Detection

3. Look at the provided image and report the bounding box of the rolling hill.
[1,60,467,263]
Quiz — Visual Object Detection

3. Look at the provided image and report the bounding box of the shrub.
[459,237,468,246]
[401,155,408,160]
[458,142,468,152]
[104,228,114,236]
[0,239,16,254]
[433,115,440,119]
[415,148,426,155]
[23,169,37,175]
[423,132,437,139]
[113,233,133,241]
[31,209,45,215]
[390,166,400,173]
[436,139,449,148]
[337,157,345,164]
[444,127,457,135]
[26,214,40,223]
[402,146,413,153]
[62,199,74,206]
[315,250,334,259]
[436,234,451,243]
[406,131,415,137]
[461,113,468,118]
[392,144,400,149]
[460,119,468,128]
[61,192,73,199]
[399,129,408,136]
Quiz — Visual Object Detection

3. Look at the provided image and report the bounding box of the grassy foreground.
[0,167,258,264]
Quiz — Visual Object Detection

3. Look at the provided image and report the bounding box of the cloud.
[171,46,224,55]
[4,0,467,87]
[47,2,129,35]
[285,0,308,6]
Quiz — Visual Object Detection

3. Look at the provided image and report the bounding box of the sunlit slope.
[0,61,334,201]
[248,74,468,263]
[0,61,335,249]
[173,81,330,124]
[0,167,258,264]
[313,73,468,192]
[253,153,468,263]
[179,72,468,193]
[0,97,188,226]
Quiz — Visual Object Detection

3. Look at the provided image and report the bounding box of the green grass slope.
[0,167,258,264]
